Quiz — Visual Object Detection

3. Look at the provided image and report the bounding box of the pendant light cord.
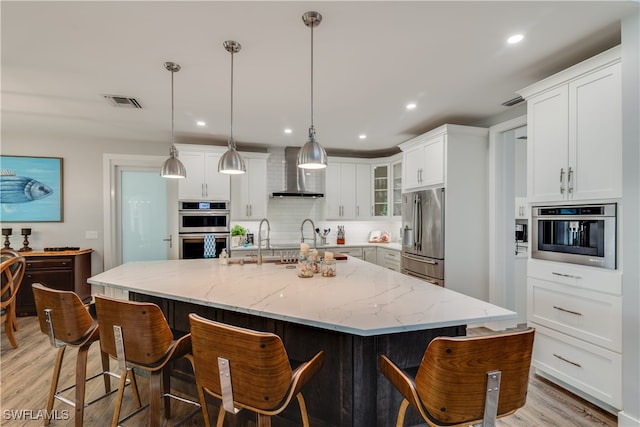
[229,48,235,148]
[171,68,175,147]
[310,21,314,131]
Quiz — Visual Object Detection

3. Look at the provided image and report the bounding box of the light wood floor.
[1,317,618,427]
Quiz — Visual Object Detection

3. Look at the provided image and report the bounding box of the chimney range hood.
[271,147,325,198]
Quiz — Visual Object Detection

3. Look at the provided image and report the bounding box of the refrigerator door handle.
[415,194,422,251]
[401,253,438,265]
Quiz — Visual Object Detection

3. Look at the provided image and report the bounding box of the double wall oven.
[178,201,230,259]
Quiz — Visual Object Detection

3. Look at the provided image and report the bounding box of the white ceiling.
[2,1,638,155]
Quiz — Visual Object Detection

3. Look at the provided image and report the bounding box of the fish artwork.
[0,169,53,203]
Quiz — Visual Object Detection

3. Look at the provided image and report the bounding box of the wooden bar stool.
[189,313,325,427]
[379,327,535,427]
[1,249,25,348]
[32,283,140,427]
[95,295,200,427]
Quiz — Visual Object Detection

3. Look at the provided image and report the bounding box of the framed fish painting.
[0,156,63,222]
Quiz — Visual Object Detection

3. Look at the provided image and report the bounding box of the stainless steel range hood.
[271,147,325,198]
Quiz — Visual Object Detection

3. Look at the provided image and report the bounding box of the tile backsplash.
[233,197,401,245]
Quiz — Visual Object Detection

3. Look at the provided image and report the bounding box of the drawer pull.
[553,353,582,368]
[552,272,582,279]
[553,305,583,316]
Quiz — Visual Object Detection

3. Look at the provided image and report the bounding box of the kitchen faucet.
[257,218,271,265]
[300,218,317,250]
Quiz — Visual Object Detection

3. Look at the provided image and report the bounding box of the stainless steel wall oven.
[179,201,229,233]
[532,203,616,269]
[178,201,230,259]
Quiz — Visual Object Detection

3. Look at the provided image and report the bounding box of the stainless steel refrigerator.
[401,187,445,286]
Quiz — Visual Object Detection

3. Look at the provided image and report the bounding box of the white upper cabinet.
[356,164,372,219]
[391,159,402,217]
[371,164,389,217]
[400,134,444,192]
[230,152,269,220]
[325,162,358,219]
[518,46,622,203]
[175,144,230,201]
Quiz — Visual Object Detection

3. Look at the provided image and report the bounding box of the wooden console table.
[16,249,92,316]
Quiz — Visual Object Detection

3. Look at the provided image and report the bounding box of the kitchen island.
[89,256,516,426]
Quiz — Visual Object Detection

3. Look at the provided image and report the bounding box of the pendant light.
[218,40,246,174]
[160,62,187,179]
[297,11,328,170]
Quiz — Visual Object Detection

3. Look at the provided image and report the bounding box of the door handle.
[568,167,574,194]
[162,235,173,249]
[560,168,565,194]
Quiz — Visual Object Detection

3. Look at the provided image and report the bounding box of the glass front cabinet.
[392,160,402,217]
[372,164,389,217]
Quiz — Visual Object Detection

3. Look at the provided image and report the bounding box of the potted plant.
[231,225,246,248]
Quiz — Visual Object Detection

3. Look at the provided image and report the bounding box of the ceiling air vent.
[501,96,524,107]
[102,94,142,109]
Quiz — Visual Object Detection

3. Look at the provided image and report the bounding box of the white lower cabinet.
[532,325,622,409]
[362,247,376,263]
[376,247,400,271]
[527,259,622,411]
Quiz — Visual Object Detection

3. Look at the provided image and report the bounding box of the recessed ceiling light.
[507,34,524,44]
[196,121,206,127]
[284,128,292,134]
[406,103,417,110]
[359,134,366,140]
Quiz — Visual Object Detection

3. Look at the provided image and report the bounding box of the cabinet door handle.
[553,353,582,368]
[553,305,583,316]
[560,168,565,194]
[249,205,252,217]
[204,183,208,198]
[568,167,574,194]
[552,272,582,279]
[357,206,359,216]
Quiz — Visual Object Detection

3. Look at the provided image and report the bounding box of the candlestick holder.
[1,228,12,249]
[19,228,32,252]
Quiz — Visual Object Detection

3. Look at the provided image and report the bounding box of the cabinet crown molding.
[517,45,621,100]
[398,124,488,151]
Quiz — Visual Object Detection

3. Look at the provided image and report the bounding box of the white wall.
[0,132,166,274]
[620,12,640,427]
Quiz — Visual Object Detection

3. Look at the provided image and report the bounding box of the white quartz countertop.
[89,257,516,336]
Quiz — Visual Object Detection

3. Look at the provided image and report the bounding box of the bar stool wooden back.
[95,295,199,427]
[189,313,325,427]
[1,249,25,348]
[379,327,535,427]
[32,283,139,427]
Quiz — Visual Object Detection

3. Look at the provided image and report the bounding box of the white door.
[103,154,178,275]
[118,168,171,263]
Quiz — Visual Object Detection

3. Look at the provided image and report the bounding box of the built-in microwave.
[178,201,229,233]
[531,204,616,269]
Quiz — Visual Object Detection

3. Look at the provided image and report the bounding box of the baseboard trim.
[618,411,640,427]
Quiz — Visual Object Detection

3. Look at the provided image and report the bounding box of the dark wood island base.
[131,292,466,427]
